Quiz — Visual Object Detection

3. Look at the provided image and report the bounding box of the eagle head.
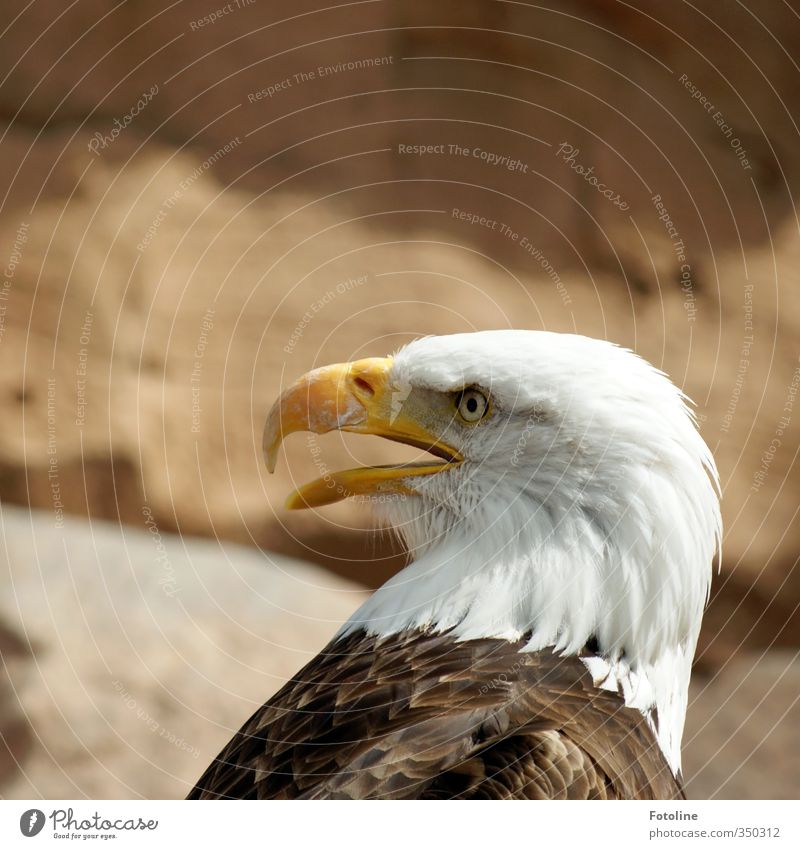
[264,330,722,773]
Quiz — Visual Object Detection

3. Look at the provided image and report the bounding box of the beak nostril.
[353,376,375,398]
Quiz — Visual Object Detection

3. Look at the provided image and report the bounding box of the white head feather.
[339,330,722,774]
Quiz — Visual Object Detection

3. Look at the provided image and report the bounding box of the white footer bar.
[1,799,796,848]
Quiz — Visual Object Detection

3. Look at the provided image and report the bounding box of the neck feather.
[338,479,718,775]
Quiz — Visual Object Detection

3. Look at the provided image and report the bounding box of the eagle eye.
[455,388,489,423]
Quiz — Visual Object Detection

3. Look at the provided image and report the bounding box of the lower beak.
[263,357,461,509]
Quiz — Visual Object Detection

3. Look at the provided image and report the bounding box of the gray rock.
[0,506,366,799]
[683,652,800,799]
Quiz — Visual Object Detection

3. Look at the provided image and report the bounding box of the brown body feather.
[187,629,683,800]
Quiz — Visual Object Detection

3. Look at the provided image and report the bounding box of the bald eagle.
[188,330,721,799]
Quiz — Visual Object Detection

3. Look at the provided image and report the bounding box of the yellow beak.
[263,357,462,509]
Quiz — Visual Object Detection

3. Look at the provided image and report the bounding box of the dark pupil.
[466,397,478,413]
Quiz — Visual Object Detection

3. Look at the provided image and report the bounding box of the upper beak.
[263,357,462,508]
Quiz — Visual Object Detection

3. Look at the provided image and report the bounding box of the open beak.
[263,357,462,509]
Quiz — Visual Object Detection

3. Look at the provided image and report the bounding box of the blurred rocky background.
[0,0,798,798]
